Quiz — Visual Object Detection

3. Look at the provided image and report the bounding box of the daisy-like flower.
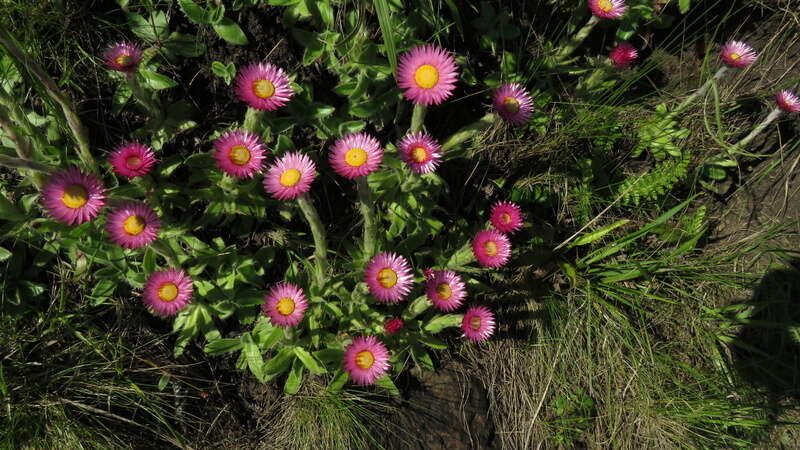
[41,167,106,226]
[588,0,627,19]
[105,202,160,249]
[397,44,459,106]
[343,336,391,385]
[425,270,467,312]
[328,132,383,179]
[472,229,512,268]
[235,62,293,110]
[461,306,496,342]
[490,201,524,233]
[609,42,639,68]
[364,252,414,303]
[397,132,442,174]
[720,41,757,68]
[384,318,405,335]
[264,152,316,200]
[212,130,267,178]
[262,282,309,327]
[776,90,800,113]
[492,83,534,126]
[103,41,143,72]
[109,142,156,178]
[142,269,193,317]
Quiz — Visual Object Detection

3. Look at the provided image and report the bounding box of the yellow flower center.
[158,282,179,302]
[115,54,132,67]
[377,268,398,288]
[229,145,251,166]
[61,184,88,209]
[436,283,452,300]
[279,169,302,187]
[470,316,482,331]
[276,297,296,316]
[501,212,512,224]
[414,64,439,89]
[123,215,146,235]
[410,146,428,163]
[503,97,520,114]
[597,0,613,11]
[252,79,275,99]
[355,350,375,369]
[729,53,741,60]
[126,156,142,168]
[484,240,498,257]
[345,147,368,167]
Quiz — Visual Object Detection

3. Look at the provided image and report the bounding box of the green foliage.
[617,151,692,206]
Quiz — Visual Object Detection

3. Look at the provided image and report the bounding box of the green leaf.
[213,18,249,45]
[284,358,304,395]
[142,247,156,274]
[679,0,691,14]
[178,0,225,24]
[569,220,630,248]
[139,70,177,90]
[157,374,170,391]
[293,347,327,374]
[127,12,169,43]
[0,247,13,262]
[0,194,25,221]
[211,61,236,85]
[373,0,397,71]
[423,314,464,334]
[374,375,400,396]
[417,334,447,350]
[241,333,265,380]
[163,32,207,57]
[402,295,430,320]
[326,369,348,393]
[204,338,244,355]
[263,346,295,375]
[313,348,344,364]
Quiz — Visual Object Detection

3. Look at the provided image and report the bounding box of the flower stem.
[441,113,497,154]
[356,177,377,258]
[555,16,599,61]
[734,107,783,150]
[0,154,53,174]
[243,107,264,134]
[296,193,329,287]
[409,104,426,134]
[671,67,728,118]
[126,73,162,122]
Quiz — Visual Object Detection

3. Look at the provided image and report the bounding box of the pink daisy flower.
[776,90,800,113]
[472,229,512,268]
[609,42,639,68]
[109,142,156,178]
[423,268,435,279]
[384,318,405,335]
[263,152,316,200]
[364,252,414,303]
[397,132,442,174]
[262,282,309,327]
[720,41,757,68]
[235,62,293,111]
[103,41,143,73]
[490,201,524,233]
[462,306,496,342]
[397,44,459,106]
[588,0,627,19]
[492,83,534,126]
[41,167,106,226]
[212,130,267,178]
[343,336,391,385]
[105,202,160,249]
[142,269,193,317]
[328,132,383,179]
[425,270,467,312]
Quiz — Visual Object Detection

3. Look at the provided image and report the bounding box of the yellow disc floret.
[115,54,132,67]
[377,268,398,288]
[355,350,375,369]
[470,316,482,331]
[279,169,302,187]
[276,297,296,316]
[252,79,275,99]
[62,184,88,209]
[503,97,520,114]
[345,147,368,167]
[123,215,146,235]
[414,64,439,89]
[158,282,179,302]
[597,0,613,11]
[411,146,428,163]
[436,283,452,300]
[484,240,498,257]
[229,145,251,166]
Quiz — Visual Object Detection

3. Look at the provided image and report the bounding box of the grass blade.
[373,0,398,72]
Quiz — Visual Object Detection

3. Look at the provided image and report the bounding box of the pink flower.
[262,282,309,327]
[143,269,193,317]
[264,152,316,200]
[492,83,534,126]
[235,62,293,110]
[364,252,414,303]
[109,142,156,178]
[490,201,524,233]
[397,44,459,106]
[588,0,627,19]
[423,268,435,279]
[103,41,143,72]
[720,41,757,68]
[343,336,391,385]
[776,90,800,113]
[609,42,639,68]
[462,306,495,342]
[41,167,106,225]
[212,130,267,178]
[384,318,405,335]
[328,132,383,179]
[472,229,511,268]
[105,202,160,249]
[397,132,442,174]
[425,270,467,312]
